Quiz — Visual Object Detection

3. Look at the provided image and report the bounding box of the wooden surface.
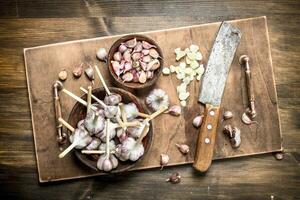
[24,17,282,182]
[0,0,299,199]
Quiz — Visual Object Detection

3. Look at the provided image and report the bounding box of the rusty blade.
[199,21,242,106]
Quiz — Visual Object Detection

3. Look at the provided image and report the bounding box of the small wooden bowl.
[67,87,152,173]
[108,34,164,90]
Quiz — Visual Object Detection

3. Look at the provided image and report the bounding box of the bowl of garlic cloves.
[66,87,153,173]
[108,34,163,90]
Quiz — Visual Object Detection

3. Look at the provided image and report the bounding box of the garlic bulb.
[86,138,101,150]
[96,48,107,61]
[115,137,144,162]
[146,89,169,111]
[99,140,116,152]
[104,105,118,118]
[84,110,105,135]
[97,154,118,172]
[104,93,122,106]
[123,103,139,121]
[98,121,118,142]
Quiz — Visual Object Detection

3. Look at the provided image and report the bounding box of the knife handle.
[193,104,220,172]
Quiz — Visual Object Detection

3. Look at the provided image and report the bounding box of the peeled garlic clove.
[175,144,189,154]
[138,71,147,83]
[142,55,151,63]
[132,52,142,61]
[125,38,137,48]
[113,51,122,61]
[160,154,169,169]
[84,66,94,81]
[142,49,149,56]
[118,43,127,53]
[142,41,156,49]
[72,64,83,78]
[168,105,181,116]
[162,67,170,75]
[123,49,132,62]
[193,115,203,128]
[166,172,181,184]
[147,59,160,71]
[223,111,233,120]
[186,56,192,64]
[189,44,199,52]
[242,112,252,125]
[149,48,160,59]
[122,72,133,82]
[133,41,143,53]
[96,48,107,61]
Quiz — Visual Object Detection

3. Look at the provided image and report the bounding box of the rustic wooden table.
[0,1,299,199]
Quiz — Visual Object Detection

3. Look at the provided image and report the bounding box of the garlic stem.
[106,119,110,158]
[58,117,75,132]
[119,103,127,124]
[62,88,97,110]
[116,115,126,129]
[87,86,92,113]
[149,106,168,120]
[137,112,151,118]
[94,65,111,95]
[124,121,141,127]
[136,123,150,144]
[59,142,77,158]
[80,87,106,108]
[81,150,116,154]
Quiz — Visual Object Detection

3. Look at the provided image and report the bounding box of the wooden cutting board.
[24,16,282,182]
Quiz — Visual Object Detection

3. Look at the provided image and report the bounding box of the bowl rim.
[107,34,164,89]
[67,86,153,173]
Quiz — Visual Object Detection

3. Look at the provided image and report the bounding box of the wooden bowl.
[107,34,163,90]
[67,87,152,172]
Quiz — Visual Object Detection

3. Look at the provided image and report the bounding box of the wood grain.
[23,16,282,182]
[0,0,299,199]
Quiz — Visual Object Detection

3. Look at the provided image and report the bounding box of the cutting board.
[24,16,282,182]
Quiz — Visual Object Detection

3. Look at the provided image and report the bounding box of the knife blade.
[193,21,242,172]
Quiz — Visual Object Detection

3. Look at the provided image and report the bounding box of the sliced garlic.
[180,100,187,107]
[175,51,186,61]
[195,52,203,61]
[162,67,171,75]
[179,62,186,69]
[187,52,196,60]
[170,65,176,73]
[184,67,193,75]
[179,92,190,101]
[190,60,199,69]
[189,44,199,52]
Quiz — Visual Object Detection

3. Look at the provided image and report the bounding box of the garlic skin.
[168,105,181,116]
[175,144,189,154]
[166,172,181,184]
[193,115,203,128]
[96,48,107,61]
[223,111,233,120]
[97,154,118,172]
[146,89,169,111]
[160,154,169,169]
[73,63,83,78]
[84,110,105,135]
[86,138,101,150]
[223,125,241,148]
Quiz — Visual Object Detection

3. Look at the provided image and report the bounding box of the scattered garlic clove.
[230,127,241,148]
[193,115,203,128]
[118,44,127,53]
[166,172,181,184]
[84,66,94,81]
[170,65,176,73]
[147,59,160,71]
[162,67,170,75]
[96,48,107,61]
[168,105,181,116]
[186,52,196,60]
[138,71,147,83]
[142,41,156,49]
[190,60,199,69]
[122,72,133,82]
[179,92,190,101]
[149,48,160,58]
[189,44,199,52]
[72,63,83,78]
[175,51,186,61]
[160,154,169,170]
[113,51,122,61]
[195,52,203,61]
[223,111,233,120]
[242,112,252,125]
[223,124,234,138]
[180,100,187,107]
[125,38,137,48]
[175,143,189,154]
[58,70,68,81]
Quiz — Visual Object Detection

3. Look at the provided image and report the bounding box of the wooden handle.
[54,96,62,127]
[244,61,256,118]
[193,104,220,172]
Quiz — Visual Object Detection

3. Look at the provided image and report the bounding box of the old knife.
[193,21,242,172]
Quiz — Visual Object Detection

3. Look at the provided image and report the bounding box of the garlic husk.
[84,110,105,135]
[168,105,181,116]
[160,154,169,170]
[175,143,189,154]
[146,89,169,111]
[72,63,83,78]
[96,48,107,61]
[223,111,233,120]
[166,172,181,184]
[192,115,203,128]
[86,138,101,150]
[104,93,122,106]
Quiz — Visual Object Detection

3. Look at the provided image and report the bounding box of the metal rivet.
[205,138,210,144]
[209,110,215,116]
[207,124,212,130]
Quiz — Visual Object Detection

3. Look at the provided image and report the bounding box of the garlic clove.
[162,67,170,75]
[166,172,181,184]
[138,71,147,83]
[179,92,190,101]
[72,63,83,78]
[147,59,160,71]
[175,51,186,61]
[113,51,122,62]
[122,72,133,82]
[193,115,203,128]
[223,124,234,138]
[175,143,189,154]
[170,65,176,73]
[133,41,143,53]
[180,100,187,107]
[58,70,68,81]
[142,55,151,63]
[190,60,199,69]
[142,41,156,49]
[84,66,95,81]
[168,105,181,116]
[125,38,137,48]
[242,112,252,125]
[230,127,241,148]
[149,48,160,59]
[223,111,233,120]
[96,48,107,61]
[160,153,169,170]
[123,49,132,62]
[195,52,203,61]
[132,52,142,61]
[189,44,199,52]
[123,62,132,73]
[111,61,122,77]
[146,71,154,79]
[118,44,127,53]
